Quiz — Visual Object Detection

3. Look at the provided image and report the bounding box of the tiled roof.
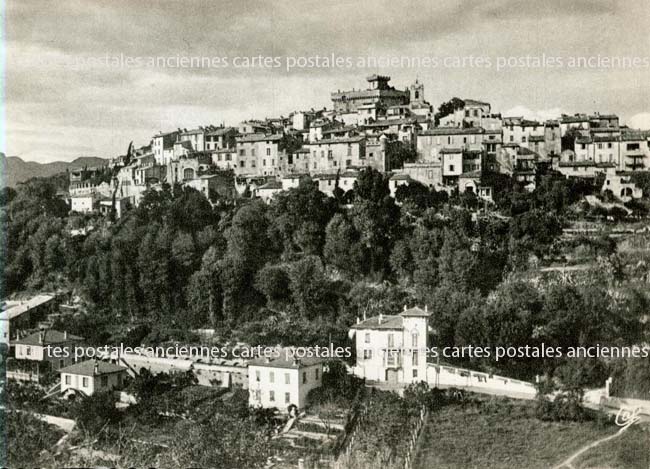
[60,359,127,376]
[351,315,404,330]
[463,99,490,107]
[259,180,283,190]
[1,295,55,321]
[248,350,324,369]
[205,127,236,136]
[422,127,485,136]
[400,306,431,317]
[15,330,84,346]
[305,137,365,145]
[237,133,283,143]
[440,148,463,154]
[459,170,482,179]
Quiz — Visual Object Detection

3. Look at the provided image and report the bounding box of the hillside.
[0,153,109,187]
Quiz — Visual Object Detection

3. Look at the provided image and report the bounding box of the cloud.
[5,0,650,162]
[628,113,650,130]
[503,106,564,122]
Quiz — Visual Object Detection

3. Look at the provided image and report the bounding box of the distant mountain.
[0,153,109,187]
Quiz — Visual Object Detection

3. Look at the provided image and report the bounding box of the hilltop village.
[2,76,650,469]
[67,75,648,214]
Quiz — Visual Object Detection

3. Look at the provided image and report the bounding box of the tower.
[409,79,425,105]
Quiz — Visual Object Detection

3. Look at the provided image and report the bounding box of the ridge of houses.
[66,75,650,216]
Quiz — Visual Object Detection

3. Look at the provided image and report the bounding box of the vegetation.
[413,395,616,469]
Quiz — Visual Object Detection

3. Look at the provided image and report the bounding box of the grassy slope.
[414,397,616,469]
[573,425,650,469]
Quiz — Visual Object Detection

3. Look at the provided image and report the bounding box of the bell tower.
[409,79,425,105]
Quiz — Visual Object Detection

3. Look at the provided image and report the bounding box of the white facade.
[248,356,324,411]
[70,195,95,213]
[60,360,127,396]
[350,306,430,384]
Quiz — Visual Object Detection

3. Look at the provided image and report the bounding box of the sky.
[3,0,650,163]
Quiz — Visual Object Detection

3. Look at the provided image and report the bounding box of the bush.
[71,391,122,436]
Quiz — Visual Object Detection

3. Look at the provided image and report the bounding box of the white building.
[9,330,84,382]
[350,306,430,384]
[70,194,96,213]
[60,359,128,397]
[248,354,324,411]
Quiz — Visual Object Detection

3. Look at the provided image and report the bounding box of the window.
[363,349,372,359]
[302,372,307,384]
[101,375,108,387]
[509,135,514,142]
[266,148,271,156]
[262,159,266,166]
[240,149,245,156]
[328,150,333,158]
[412,351,419,366]
[82,377,89,387]
[251,148,256,157]
[449,164,455,172]
[25,346,31,356]
[65,375,71,385]
[522,136,526,143]
[254,390,261,401]
[256,370,260,382]
[240,160,245,168]
[365,333,371,343]
[413,369,418,378]
[347,144,352,156]
[388,333,394,348]
[60,359,65,369]
[412,332,418,347]
[285,373,290,384]
[269,371,274,383]
[285,392,291,404]
[269,391,275,402]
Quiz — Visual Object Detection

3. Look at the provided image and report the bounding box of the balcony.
[383,350,402,369]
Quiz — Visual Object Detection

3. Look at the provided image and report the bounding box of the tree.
[288,255,335,319]
[255,264,291,307]
[323,213,365,277]
[71,391,122,436]
[267,177,336,258]
[434,97,465,126]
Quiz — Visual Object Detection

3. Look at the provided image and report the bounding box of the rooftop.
[248,350,325,369]
[60,359,127,376]
[237,133,284,143]
[14,329,84,346]
[422,127,485,136]
[1,294,55,321]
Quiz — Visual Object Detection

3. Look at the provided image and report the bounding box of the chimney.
[378,313,383,324]
[363,311,367,321]
[64,331,68,340]
[94,361,99,375]
[403,305,407,312]
[356,316,360,324]
[39,331,45,344]
[425,305,428,313]
[293,358,301,366]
